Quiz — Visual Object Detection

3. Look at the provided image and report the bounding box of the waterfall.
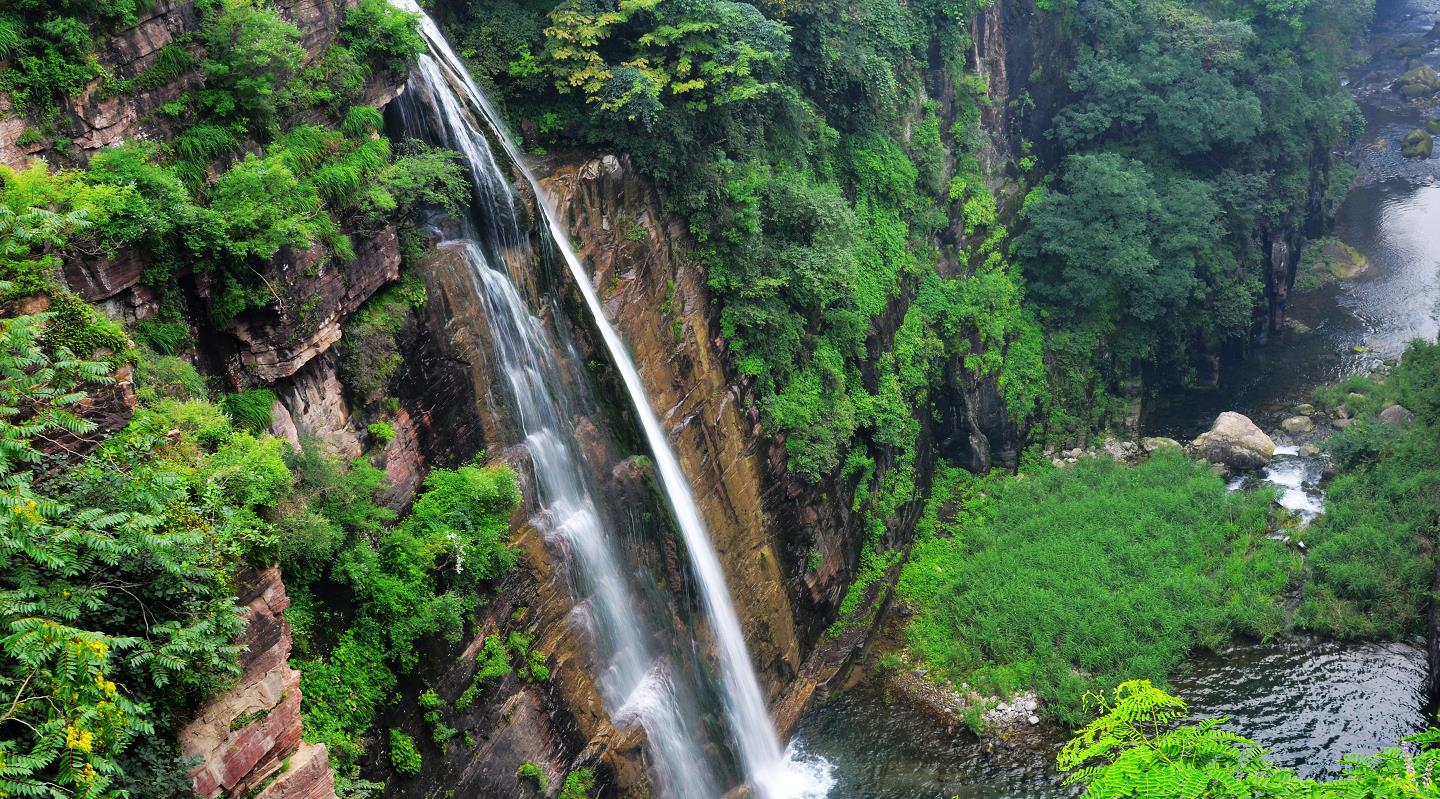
[387,3,832,797]
[393,55,721,798]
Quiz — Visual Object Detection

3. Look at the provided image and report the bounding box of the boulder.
[1189,412,1276,470]
[1280,415,1315,434]
[1103,437,1141,464]
[1295,403,1315,415]
[1298,444,1321,457]
[1429,118,1440,135]
[1402,128,1434,159]
[1333,417,1355,429]
[1396,64,1440,99]
[1378,404,1416,426]
[1141,436,1182,452]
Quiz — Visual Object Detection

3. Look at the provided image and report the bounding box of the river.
[790,0,1440,792]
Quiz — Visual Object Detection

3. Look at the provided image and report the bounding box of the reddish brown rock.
[62,247,146,301]
[226,227,401,382]
[180,567,337,799]
[540,154,804,705]
[272,352,364,458]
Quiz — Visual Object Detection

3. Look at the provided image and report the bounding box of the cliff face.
[536,153,955,738]
[29,0,1058,793]
[180,568,337,799]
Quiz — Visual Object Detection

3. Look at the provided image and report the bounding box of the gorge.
[0,0,1438,794]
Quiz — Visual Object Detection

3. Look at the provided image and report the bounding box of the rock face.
[224,228,402,383]
[539,153,804,701]
[180,567,336,799]
[1189,412,1276,469]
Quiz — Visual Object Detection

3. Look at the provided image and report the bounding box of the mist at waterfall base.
[387,3,832,796]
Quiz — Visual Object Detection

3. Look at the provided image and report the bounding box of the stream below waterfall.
[791,0,1440,792]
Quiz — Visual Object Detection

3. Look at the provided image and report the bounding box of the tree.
[0,313,247,798]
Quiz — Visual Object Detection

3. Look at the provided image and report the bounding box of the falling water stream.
[389,3,832,796]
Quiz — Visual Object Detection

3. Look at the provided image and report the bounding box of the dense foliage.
[455,0,1370,477]
[896,450,1297,723]
[1294,340,1440,639]
[446,0,1043,533]
[0,315,294,797]
[0,0,460,330]
[1018,0,1369,436]
[1061,680,1440,797]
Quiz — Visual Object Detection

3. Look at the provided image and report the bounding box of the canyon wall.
[9,0,1061,793]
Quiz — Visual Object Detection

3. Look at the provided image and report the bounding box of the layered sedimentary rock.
[180,567,337,799]
[224,227,402,383]
[540,153,806,696]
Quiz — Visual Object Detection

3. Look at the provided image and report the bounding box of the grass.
[896,449,1298,724]
[1296,340,1440,639]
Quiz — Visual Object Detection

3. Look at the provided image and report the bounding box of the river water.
[791,0,1440,792]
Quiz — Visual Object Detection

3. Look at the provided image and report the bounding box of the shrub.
[1296,341,1440,639]
[42,291,131,360]
[368,420,396,444]
[559,769,596,799]
[403,463,521,582]
[518,761,547,790]
[389,729,423,775]
[198,0,306,131]
[340,0,425,75]
[134,354,209,402]
[220,388,276,433]
[135,319,191,355]
[338,276,427,404]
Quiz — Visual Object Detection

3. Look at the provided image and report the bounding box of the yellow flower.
[65,724,94,754]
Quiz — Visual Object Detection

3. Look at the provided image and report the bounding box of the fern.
[220,388,276,433]
[1061,681,1440,797]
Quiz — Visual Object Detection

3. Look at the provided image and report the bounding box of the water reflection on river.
[794,639,1428,798]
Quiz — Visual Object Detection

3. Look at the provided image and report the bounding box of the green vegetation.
[1018,0,1368,435]
[389,728,423,775]
[560,768,597,799]
[288,455,520,778]
[897,450,1296,723]
[221,387,277,433]
[368,420,397,444]
[1295,340,1440,639]
[338,275,430,405]
[518,760,547,790]
[1060,681,1440,797]
[0,314,298,797]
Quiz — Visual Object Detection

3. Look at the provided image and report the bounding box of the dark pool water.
[793,639,1427,798]
[792,0,1440,790]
